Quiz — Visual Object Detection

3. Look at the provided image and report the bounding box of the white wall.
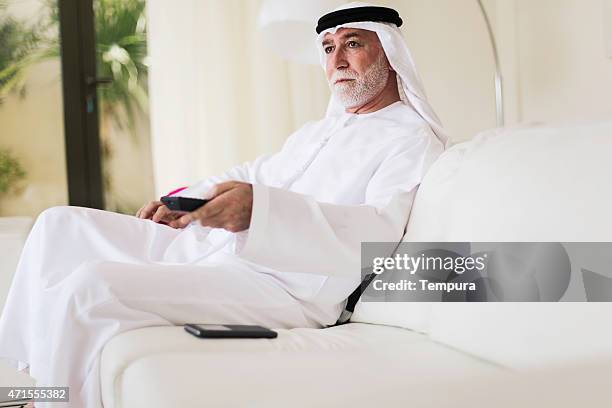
[513,0,612,124]
[392,0,612,134]
[0,60,69,216]
[386,0,612,138]
[387,0,499,141]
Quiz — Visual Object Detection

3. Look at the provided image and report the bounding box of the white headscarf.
[316,2,450,147]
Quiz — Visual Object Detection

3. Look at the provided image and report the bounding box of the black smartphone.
[161,196,209,212]
[184,324,278,339]
[0,398,32,407]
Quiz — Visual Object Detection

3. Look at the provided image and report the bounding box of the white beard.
[329,52,390,109]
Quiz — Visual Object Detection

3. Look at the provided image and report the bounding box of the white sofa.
[0,217,33,316]
[96,121,612,406]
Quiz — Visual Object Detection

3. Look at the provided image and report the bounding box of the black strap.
[334,238,405,325]
[316,6,403,34]
[346,272,377,313]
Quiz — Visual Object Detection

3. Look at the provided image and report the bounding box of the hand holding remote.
[169,181,253,232]
[135,200,188,228]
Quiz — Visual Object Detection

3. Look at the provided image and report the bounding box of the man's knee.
[36,206,79,226]
[35,206,105,236]
[61,260,113,301]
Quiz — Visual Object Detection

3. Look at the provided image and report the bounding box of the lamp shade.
[257,0,345,64]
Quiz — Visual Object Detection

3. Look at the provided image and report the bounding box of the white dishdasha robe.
[0,101,443,407]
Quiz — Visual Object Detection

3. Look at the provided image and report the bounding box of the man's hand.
[169,181,253,232]
[135,200,186,228]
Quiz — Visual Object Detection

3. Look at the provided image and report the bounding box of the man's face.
[322,28,391,108]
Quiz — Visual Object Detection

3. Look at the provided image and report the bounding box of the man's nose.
[331,48,348,70]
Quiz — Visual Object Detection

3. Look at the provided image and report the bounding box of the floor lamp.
[476,0,505,127]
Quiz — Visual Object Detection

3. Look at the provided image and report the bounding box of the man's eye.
[347,41,360,48]
[324,46,334,54]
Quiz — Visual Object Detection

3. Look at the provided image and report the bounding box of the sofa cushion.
[100,323,505,408]
[350,301,432,333]
[428,303,612,369]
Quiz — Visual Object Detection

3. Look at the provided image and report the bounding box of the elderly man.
[0,3,447,407]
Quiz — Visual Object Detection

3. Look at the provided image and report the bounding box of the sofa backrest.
[351,121,612,368]
[406,122,612,241]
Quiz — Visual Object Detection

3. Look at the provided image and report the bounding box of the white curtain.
[146,0,331,197]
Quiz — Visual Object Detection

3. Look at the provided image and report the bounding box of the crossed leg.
[0,206,313,408]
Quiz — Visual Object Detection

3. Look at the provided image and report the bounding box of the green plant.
[94,0,148,130]
[0,148,26,194]
[0,1,48,103]
[45,0,148,131]
[2,0,148,128]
